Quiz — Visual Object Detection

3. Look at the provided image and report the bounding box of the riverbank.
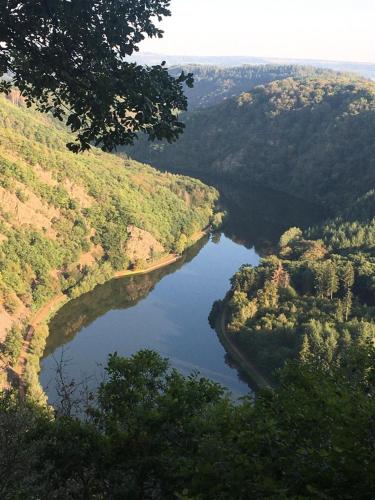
[114,253,180,279]
[215,305,271,391]
[114,230,208,279]
[6,227,211,398]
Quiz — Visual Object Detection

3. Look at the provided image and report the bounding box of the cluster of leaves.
[1,348,375,498]
[0,0,194,152]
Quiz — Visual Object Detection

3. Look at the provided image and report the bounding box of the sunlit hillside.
[0,93,217,346]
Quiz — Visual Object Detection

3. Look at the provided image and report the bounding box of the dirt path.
[216,307,271,390]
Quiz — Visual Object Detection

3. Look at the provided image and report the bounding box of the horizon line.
[137,51,375,67]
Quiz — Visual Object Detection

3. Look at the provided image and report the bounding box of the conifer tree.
[299,334,312,363]
[327,262,339,300]
[343,290,353,321]
[336,299,344,322]
[315,261,339,300]
[342,262,355,293]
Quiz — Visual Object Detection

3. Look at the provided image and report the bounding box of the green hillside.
[186,76,375,383]
[126,69,375,386]
[169,64,344,109]
[0,93,217,370]
[129,74,375,215]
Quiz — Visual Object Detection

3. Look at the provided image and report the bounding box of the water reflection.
[217,181,327,255]
[44,237,208,358]
[41,184,326,401]
[42,235,257,401]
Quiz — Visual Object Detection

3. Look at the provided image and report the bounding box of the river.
[40,185,326,403]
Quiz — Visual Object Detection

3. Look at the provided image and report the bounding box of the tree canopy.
[2,349,375,498]
[0,0,193,152]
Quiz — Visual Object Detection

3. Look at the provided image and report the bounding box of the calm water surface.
[41,186,326,403]
[41,234,258,401]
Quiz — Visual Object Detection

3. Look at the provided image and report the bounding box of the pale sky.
[139,0,375,63]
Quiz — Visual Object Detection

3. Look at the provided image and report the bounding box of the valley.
[126,67,375,388]
[0,93,218,397]
[2,0,375,495]
[1,59,375,497]
[40,182,325,402]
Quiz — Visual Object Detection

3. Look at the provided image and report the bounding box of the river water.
[40,185,325,403]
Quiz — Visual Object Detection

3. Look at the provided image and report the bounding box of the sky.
[139,0,375,64]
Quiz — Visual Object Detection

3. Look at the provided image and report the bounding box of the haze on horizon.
[139,0,375,65]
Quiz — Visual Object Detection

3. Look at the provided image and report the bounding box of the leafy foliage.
[0,0,193,152]
[1,349,375,498]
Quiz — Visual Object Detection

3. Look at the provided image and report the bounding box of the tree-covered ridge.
[169,64,345,108]
[129,74,375,215]
[0,93,217,352]
[213,218,375,383]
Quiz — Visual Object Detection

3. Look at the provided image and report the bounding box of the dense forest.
[214,221,375,382]
[0,92,217,392]
[128,73,375,215]
[168,64,341,109]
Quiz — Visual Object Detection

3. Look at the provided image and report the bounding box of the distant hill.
[0,93,217,343]
[169,65,342,109]
[131,52,375,80]
[128,74,375,216]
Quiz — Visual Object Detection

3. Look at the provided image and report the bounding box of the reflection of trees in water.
[44,236,209,358]
[222,351,255,390]
[217,182,327,256]
[44,182,327,360]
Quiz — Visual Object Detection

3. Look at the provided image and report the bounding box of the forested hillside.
[0,93,217,377]
[169,64,339,108]
[215,220,375,382]
[127,67,375,393]
[190,75,375,384]
[129,74,375,215]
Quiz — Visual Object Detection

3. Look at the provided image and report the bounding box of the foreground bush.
[1,349,375,498]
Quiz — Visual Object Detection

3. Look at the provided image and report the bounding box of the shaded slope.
[129,74,375,215]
